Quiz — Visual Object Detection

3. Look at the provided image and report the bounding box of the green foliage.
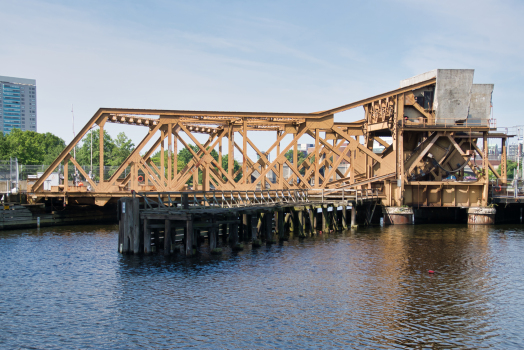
[0,129,66,165]
[284,149,306,164]
[497,160,519,179]
[76,130,135,167]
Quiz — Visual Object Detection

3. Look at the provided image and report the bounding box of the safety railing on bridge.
[136,187,382,210]
[308,188,381,204]
[136,189,310,210]
[490,181,524,199]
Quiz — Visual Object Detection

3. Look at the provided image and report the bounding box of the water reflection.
[0,223,523,348]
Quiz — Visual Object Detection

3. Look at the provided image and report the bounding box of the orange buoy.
[138,175,144,182]
[428,270,434,274]
[78,182,83,187]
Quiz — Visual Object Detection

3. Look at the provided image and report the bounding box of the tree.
[110,132,135,166]
[41,132,68,165]
[75,130,115,167]
[0,129,66,165]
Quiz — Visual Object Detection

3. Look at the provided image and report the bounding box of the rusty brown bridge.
[26,69,524,253]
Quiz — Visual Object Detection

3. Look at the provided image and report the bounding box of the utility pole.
[72,104,78,184]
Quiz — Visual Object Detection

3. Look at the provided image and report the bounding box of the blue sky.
[2,0,523,154]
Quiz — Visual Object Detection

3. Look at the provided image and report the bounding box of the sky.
[2,0,523,159]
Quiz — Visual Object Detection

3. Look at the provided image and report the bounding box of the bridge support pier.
[297,209,306,238]
[220,223,228,244]
[185,216,193,257]
[468,207,496,225]
[332,206,341,231]
[382,207,414,225]
[209,217,217,250]
[242,214,250,242]
[143,218,151,254]
[308,207,316,235]
[229,216,239,247]
[322,205,329,233]
[164,219,172,255]
[342,205,348,230]
[351,205,357,228]
[276,209,285,241]
[265,211,274,244]
[118,197,140,254]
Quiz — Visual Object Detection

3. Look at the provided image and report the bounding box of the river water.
[1,224,523,349]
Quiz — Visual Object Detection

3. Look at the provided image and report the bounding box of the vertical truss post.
[218,137,222,167]
[63,156,69,192]
[174,129,178,179]
[228,125,234,179]
[482,131,489,206]
[315,129,320,188]
[203,164,210,191]
[293,133,298,185]
[243,119,247,184]
[167,123,172,188]
[277,131,282,189]
[160,129,165,184]
[397,93,405,206]
[99,120,105,183]
[501,137,507,184]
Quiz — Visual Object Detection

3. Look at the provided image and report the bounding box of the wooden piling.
[144,218,151,254]
[185,215,194,257]
[164,219,171,255]
[265,211,273,243]
[250,215,258,240]
[229,216,239,246]
[342,205,348,230]
[298,209,306,237]
[242,214,250,242]
[277,209,285,240]
[258,212,265,240]
[332,207,340,231]
[322,205,329,232]
[351,206,357,228]
[309,207,316,235]
[209,217,217,250]
[221,223,228,243]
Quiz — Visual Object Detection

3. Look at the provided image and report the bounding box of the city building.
[508,144,522,162]
[0,75,37,133]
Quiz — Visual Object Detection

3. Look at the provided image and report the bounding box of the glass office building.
[0,76,37,134]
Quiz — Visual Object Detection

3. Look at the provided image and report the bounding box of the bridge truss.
[30,73,510,208]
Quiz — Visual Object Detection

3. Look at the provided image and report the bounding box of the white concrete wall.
[468,84,493,123]
[434,69,474,122]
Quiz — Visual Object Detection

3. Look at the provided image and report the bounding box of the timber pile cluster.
[118,196,360,257]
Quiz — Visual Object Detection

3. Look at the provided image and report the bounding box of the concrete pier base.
[468,207,496,225]
[382,206,414,225]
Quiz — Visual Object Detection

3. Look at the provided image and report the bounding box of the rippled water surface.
[1,224,524,349]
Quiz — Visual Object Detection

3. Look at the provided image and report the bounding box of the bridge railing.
[299,187,380,203]
[136,189,310,210]
[136,187,382,211]
[490,183,524,199]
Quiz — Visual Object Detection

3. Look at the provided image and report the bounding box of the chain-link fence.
[0,158,137,193]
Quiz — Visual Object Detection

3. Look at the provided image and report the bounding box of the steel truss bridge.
[30,71,511,210]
